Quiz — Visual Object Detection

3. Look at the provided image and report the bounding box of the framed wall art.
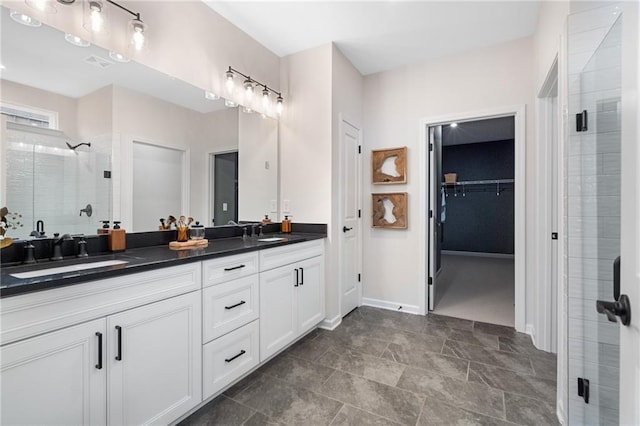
[372,192,407,229]
[371,147,407,184]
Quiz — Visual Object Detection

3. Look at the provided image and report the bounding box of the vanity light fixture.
[25,0,57,13]
[128,17,146,51]
[83,0,107,34]
[10,10,42,27]
[64,32,90,47]
[109,50,130,62]
[204,91,220,101]
[225,66,283,115]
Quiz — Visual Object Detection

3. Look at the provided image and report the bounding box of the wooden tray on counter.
[169,239,208,250]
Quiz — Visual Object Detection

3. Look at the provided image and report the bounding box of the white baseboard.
[361,298,421,315]
[556,399,566,425]
[525,324,537,347]
[442,250,515,259]
[318,314,341,330]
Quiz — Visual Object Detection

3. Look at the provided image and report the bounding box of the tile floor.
[179,307,558,426]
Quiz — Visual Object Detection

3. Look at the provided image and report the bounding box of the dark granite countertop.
[0,233,325,298]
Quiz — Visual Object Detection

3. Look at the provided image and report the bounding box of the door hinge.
[576,110,588,132]
[358,273,361,282]
[358,209,361,218]
[429,143,433,152]
[577,378,590,404]
[551,232,558,240]
[358,145,362,154]
[429,210,433,219]
[428,277,433,285]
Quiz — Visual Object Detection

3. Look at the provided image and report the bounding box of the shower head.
[65,141,91,151]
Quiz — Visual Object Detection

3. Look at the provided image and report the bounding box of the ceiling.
[203,1,541,75]
[442,116,514,146]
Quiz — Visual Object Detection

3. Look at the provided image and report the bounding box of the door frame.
[338,113,362,318]
[207,147,239,227]
[419,105,526,332]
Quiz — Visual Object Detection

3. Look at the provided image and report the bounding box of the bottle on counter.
[281,215,291,233]
[97,220,110,234]
[109,221,126,251]
[262,215,271,224]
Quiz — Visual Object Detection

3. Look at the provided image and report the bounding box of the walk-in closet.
[430,117,515,326]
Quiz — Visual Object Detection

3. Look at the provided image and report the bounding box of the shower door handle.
[596,256,631,326]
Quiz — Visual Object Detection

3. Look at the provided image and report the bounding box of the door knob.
[343,226,353,233]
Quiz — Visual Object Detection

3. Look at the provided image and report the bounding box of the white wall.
[238,111,278,221]
[329,45,364,323]
[362,37,534,316]
[279,44,332,223]
[1,80,78,139]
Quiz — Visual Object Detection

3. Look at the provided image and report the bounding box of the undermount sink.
[10,260,129,279]
[257,237,286,242]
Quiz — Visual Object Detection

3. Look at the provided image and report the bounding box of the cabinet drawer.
[259,240,324,272]
[203,275,259,343]
[202,252,259,287]
[202,320,259,399]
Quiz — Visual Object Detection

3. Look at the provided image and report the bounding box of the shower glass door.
[566,5,622,424]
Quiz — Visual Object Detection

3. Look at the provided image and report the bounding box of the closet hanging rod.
[441,179,514,186]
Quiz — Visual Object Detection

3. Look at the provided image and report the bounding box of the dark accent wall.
[441,140,514,254]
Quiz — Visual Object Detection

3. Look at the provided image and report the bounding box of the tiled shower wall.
[5,126,112,239]
[567,5,621,425]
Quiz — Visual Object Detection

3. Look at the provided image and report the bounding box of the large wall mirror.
[0,5,278,238]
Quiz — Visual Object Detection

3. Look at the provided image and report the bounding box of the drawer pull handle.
[115,325,122,361]
[225,300,246,310]
[224,264,246,272]
[294,268,299,287]
[299,267,304,286]
[95,332,103,370]
[225,349,246,363]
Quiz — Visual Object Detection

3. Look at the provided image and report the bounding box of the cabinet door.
[1,318,107,425]
[296,256,325,334]
[259,266,297,361]
[108,291,202,425]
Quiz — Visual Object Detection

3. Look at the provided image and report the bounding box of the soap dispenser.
[108,221,126,252]
[281,216,291,233]
[98,220,111,234]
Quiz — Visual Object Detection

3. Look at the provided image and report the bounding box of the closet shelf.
[441,179,514,186]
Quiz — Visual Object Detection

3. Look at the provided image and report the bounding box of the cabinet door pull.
[95,332,103,370]
[224,264,246,272]
[294,268,299,287]
[299,267,304,285]
[225,349,246,363]
[115,325,122,361]
[225,300,246,310]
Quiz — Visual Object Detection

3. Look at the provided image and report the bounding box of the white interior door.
[619,1,639,422]
[340,118,361,316]
[427,126,442,311]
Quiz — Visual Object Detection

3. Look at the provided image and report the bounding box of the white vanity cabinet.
[259,240,325,361]
[1,318,107,425]
[201,252,261,400]
[0,263,202,426]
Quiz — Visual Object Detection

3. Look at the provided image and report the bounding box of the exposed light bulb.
[450,122,458,128]
[262,87,270,110]
[65,33,90,47]
[89,2,103,33]
[204,91,220,101]
[276,94,283,115]
[25,0,56,13]
[243,78,254,101]
[129,19,146,51]
[225,70,235,94]
[10,10,41,27]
